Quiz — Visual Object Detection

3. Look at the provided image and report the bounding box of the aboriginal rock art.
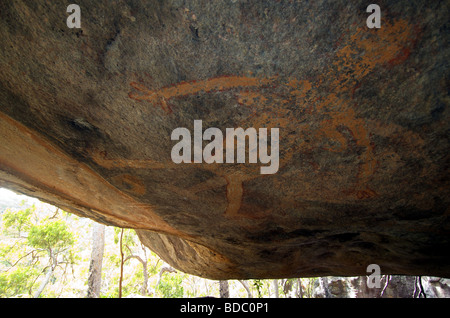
[92,20,419,218]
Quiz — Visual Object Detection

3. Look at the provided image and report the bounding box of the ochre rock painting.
[89,20,419,218]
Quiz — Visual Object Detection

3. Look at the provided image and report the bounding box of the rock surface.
[0,0,449,279]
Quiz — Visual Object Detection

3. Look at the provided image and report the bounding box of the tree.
[296,278,304,298]
[318,277,331,298]
[282,278,295,297]
[238,280,252,298]
[272,279,279,298]
[87,222,105,298]
[1,205,77,298]
[219,280,229,298]
[115,228,153,297]
[155,264,184,297]
[27,219,76,298]
[118,228,125,298]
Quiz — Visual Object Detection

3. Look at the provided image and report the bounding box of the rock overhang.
[0,0,449,279]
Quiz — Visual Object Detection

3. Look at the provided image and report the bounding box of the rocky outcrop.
[0,1,449,279]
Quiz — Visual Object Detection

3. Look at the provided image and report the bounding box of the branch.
[124,254,146,265]
[3,239,27,255]
[49,208,60,219]
[125,243,134,256]
[3,250,37,272]
[152,258,161,272]
[155,265,177,288]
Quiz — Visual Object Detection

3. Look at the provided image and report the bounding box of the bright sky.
[0,187,40,204]
[0,187,21,199]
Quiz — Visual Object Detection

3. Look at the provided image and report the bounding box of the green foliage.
[0,203,78,298]
[0,266,39,297]
[157,273,184,298]
[27,219,75,251]
[0,193,323,298]
[2,205,34,235]
[253,279,264,298]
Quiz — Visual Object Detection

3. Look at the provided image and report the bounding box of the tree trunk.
[140,259,148,296]
[33,266,54,298]
[297,278,304,298]
[219,280,230,298]
[272,279,279,298]
[119,228,124,298]
[138,242,149,296]
[238,280,252,298]
[319,277,332,298]
[124,254,149,296]
[87,222,105,298]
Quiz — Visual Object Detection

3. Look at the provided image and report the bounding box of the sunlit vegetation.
[0,191,316,298]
